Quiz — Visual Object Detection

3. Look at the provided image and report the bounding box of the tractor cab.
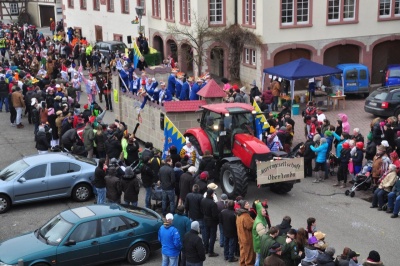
[199,105,255,158]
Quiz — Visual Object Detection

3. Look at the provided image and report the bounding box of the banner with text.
[257,157,304,185]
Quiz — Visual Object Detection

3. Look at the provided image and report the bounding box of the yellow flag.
[113,88,119,103]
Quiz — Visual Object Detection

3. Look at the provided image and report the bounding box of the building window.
[93,0,100,10]
[80,0,87,9]
[68,0,74,8]
[281,0,311,26]
[137,0,146,15]
[107,0,114,12]
[152,0,161,17]
[243,0,256,26]
[379,0,400,19]
[210,0,223,24]
[181,0,191,23]
[113,34,123,41]
[244,48,256,66]
[327,0,357,23]
[121,0,129,13]
[166,0,175,21]
[9,3,19,15]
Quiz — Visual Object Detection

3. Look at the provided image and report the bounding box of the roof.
[164,100,207,113]
[197,79,226,98]
[202,103,254,115]
[61,204,127,223]
[23,153,97,166]
[336,63,368,70]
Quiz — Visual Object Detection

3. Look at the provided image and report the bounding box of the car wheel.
[0,194,11,214]
[127,242,150,265]
[72,183,92,202]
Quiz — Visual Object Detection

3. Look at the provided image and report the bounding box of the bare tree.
[167,13,217,77]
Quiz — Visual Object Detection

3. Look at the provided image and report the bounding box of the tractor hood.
[232,134,271,168]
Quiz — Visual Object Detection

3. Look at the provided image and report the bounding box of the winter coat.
[379,171,397,192]
[159,164,175,191]
[179,172,194,202]
[281,240,301,266]
[198,155,216,179]
[271,81,281,96]
[316,252,335,266]
[366,141,377,161]
[333,132,346,158]
[252,202,268,253]
[194,178,208,195]
[158,224,182,257]
[276,218,292,236]
[11,91,25,108]
[182,230,206,263]
[120,173,140,203]
[105,138,122,160]
[260,234,279,261]
[184,192,204,221]
[105,167,121,202]
[264,254,285,266]
[125,141,139,166]
[93,166,106,188]
[310,142,328,163]
[172,213,191,243]
[201,196,219,227]
[219,208,237,238]
[94,132,107,153]
[35,131,50,151]
[338,113,350,134]
[372,122,383,145]
[352,148,364,166]
[372,155,383,178]
[83,124,94,151]
[236,208,256,265]
[141,163,155,188]
[362,261,384,266]
[262,90,273,104]
[304,140,316,161]
[0,80,7,97]
[149,156,161,178]
[340,148,351,164]
[61,128,77,147]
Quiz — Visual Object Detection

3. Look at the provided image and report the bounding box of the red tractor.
[184,103,295,198]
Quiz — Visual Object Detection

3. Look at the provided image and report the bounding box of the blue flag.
[252,101,270,140]
[133,42,142,68]
[163,116,186,159]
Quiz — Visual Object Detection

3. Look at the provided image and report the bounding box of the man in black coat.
[201,189,219,257]
[219,200,238,262]
[159,157,176,216]
[182,221,206,265]
[185,184,206,242]
[303,135,315,177]
[105,134,122,160]
[179,166,196,205]
[35,126,51,154]
[0,76,9,112]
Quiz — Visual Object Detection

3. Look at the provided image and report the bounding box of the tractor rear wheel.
[269,182,294,194]
[220,162,248,199]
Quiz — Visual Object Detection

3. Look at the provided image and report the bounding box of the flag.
[132,41,142,69]
[116,60,123,70]
[113,88,119,103]
[253,101,270,140]
[162,115,186,160]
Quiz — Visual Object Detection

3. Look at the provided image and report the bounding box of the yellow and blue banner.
[253,101,270,140]
[132,41,142,69]
[163,116,186,159]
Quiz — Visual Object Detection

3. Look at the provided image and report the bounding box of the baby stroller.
[151,183,163,211]
[328,153,338,176]
[345,160,373,197]
[287,142,304,158]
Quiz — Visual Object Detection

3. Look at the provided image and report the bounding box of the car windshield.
[0,159,29,181]
[369,90,388,101]
[39,215,73,245]
[112,44,127,52]
[72,154,97,166]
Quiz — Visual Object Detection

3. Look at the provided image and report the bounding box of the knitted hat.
[191,221,200,233]
[308,236,318,245]
[165,213,174,221]
[124,166,134,176]
[269,242,282,253]
[199,171,209,180]
[324,130,333,137]
[381,140,389,147]
[220,194,228,200]
[188,166,197,173]
[367,250,380,262]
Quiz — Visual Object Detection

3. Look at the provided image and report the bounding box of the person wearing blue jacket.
[180,78,192,101]
[189,79,203,100]
[324,131,334,179]
[167,70,177,96]
[310,138,328,183]
[352,142,364,175]
[175,74,183,99]
[173,206,191,266]
[159,213,182,266]
[332,131,350,159]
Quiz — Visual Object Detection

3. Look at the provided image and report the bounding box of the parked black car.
[93,41,127,59]
[364,86,400,117]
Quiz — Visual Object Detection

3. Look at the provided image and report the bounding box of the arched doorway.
[274,49,311,90]
[180,43,194,75]
[372,40,400,84]
[210,47,224,78]
[166,39,178,63]
[153,35,164,61]
[323,44,360,84]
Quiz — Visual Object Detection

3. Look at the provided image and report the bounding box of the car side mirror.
[64,240,76,246]
[18,177,26,183]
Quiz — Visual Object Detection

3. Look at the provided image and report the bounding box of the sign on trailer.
[257,157,304,185]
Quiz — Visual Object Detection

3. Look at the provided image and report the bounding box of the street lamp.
[135,6,144,35]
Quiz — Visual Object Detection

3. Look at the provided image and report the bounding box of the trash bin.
[292,104,300,115]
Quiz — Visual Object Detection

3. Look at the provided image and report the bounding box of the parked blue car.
[381,64,400,86]
[0,204,163,265]
[330,63,370,97]
[0,153,97,213]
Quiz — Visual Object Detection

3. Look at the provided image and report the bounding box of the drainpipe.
[234,0,238,25]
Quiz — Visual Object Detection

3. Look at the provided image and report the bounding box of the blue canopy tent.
[262,58,342,109]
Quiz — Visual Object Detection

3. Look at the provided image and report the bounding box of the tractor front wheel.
[220,162,248,199]
[269,182,294,194]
